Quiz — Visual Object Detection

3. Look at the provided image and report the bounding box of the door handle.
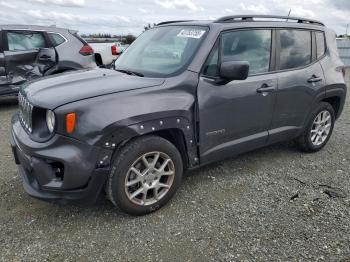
[256,83,276,93]
[307,75,323,83]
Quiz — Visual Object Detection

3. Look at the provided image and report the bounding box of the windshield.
[114,26,208,77]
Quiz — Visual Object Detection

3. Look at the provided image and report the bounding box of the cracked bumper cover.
[10,115,110,204]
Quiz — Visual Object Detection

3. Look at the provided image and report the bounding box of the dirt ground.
[0,87,349,261]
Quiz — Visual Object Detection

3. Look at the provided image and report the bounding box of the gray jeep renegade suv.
[10,15,347,215]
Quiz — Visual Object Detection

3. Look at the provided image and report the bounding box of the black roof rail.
[214,15,324,26]
[157,20,193,26]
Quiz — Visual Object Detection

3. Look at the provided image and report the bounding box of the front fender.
[98,116,199,167]
[54,70,199,166]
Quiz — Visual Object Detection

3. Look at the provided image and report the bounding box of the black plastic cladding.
[100,117,198,167]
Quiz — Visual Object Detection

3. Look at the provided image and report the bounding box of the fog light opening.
[50,162,64,181]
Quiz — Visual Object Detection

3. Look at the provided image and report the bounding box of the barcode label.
[177,29,206,39]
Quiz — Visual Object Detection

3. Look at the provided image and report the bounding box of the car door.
[0,30,16,96]
[197,29,277,164]
[269,29,326,143]
[3,30,56,85]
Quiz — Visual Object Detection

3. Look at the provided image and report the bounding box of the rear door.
[3,30,56,85]
[269,29,326,143]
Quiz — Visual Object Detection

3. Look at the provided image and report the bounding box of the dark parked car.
[0,25,95,96]
[10,15,346,215]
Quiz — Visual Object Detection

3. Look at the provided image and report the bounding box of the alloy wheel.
[310,110,332,146]
[125,151,175,206]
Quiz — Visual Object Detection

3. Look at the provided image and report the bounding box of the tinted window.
[279,30,311,70]
[7,31,46,51]
[221,30,271,75]
[49,33,66,46]
[202,42,219,77]
[316,31,326,58]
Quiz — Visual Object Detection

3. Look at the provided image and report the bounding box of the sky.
[0,0,349,36]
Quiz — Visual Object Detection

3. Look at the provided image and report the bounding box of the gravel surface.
[0,90,349,261]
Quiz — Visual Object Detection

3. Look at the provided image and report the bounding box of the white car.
[89,42,124,67]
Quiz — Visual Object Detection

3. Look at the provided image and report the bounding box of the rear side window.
[221,30,272,75]
[316,31,326,58]
[48,33,66,47]
[279,30,312,70]
[7,31,46,51]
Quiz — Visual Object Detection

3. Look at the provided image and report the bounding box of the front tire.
[296,102,335,152]
[106,136,183,216]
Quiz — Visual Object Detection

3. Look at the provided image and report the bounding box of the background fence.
[337,38,350,67]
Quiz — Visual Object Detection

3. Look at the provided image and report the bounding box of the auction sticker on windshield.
[177,29,206,39]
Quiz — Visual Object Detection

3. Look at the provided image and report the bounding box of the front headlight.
[46,110,55,133]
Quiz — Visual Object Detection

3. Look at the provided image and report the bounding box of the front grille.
[18,92,33,133]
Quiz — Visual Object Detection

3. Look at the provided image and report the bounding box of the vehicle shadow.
[71,140,301,215]
[185,140,299,178]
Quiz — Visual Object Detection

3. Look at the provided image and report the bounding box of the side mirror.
[218,61,250,84]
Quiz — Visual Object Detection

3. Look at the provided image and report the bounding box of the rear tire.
[106,136,183,216]
[296,102,335,152]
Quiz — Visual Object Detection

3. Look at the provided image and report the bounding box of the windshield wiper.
[116,69,144,77]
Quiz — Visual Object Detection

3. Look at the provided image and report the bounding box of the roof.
[0,24,75,34]
[214,15,324,26]
[157,21,326,34]
[158,15,325,29]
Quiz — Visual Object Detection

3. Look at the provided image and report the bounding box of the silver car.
[0,25,96,96]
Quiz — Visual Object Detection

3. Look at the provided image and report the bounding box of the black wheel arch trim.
[300,83,346,133]
[97,115,199,168]
[323,84,347,119]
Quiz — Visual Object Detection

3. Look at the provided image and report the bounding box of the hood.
[23,68,165,109]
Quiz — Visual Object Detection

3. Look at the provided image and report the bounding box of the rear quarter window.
[48,33,66,47]
[315,31,326,58]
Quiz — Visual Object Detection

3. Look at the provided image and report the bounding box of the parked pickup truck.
[89,42,124,67]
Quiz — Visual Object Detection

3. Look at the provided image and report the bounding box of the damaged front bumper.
[10,114,110,204]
